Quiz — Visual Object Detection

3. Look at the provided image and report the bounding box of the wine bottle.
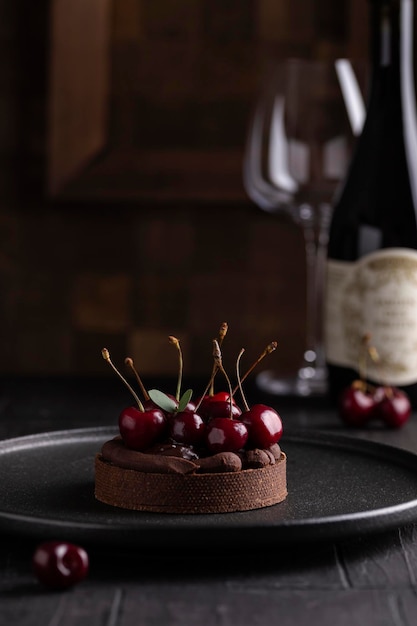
[325,0,417,406]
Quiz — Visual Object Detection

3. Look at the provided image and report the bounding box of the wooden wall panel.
[48,0,112,195]
[0,0,374,376]
[47,0,368,203]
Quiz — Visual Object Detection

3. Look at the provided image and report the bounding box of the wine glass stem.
[300,203,331,377]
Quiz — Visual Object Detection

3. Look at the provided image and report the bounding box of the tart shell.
[95,452,287,514]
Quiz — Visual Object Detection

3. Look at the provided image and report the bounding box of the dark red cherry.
[375,386,411,428]
[32,541,89,590]
[338,383,376,426]
[205,391,233,403]
[205,417,248,453]
[241,404,283,448]
[204,400,242,420]
[169,410,206,446]
[119,406,167,451]
[197,392,237,419]
[142,398,164,411]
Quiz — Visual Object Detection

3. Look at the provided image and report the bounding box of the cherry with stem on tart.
[102,348,167,451]
[194,323,234,418]
[198,340,277,419]
[201,399,242,420]
[32,541,89,590]
[200,339,278,420]
[205,340,248,453]
[206,416,248,453]
[122,335,199,445]
[236,348,283,447]
[169,409,206,446]
[197,391,238,420]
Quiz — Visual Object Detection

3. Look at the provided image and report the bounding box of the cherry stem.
[358,333,371,386]
[209,322,228,396]
[194,366,219,413]
[169,336,183,402]
[232,341,277,395]
[367,341,387,388]
[236,348,250,412]
[213,339,234,418]
[102,348,144,411]
[359,333,383,391]
[124,357,150,401]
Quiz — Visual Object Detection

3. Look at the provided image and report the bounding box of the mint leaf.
[177,389,193,412]
[148,389,178,413]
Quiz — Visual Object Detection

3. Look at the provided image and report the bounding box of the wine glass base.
[256,368,328,397]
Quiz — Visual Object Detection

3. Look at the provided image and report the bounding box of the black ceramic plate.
[1,426,417,550]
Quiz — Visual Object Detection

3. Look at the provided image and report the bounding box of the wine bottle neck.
[370,0,401,71]
[366,0,416,123]
[368,0,415,89]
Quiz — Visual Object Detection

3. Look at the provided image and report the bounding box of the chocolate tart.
[95,437,287,514]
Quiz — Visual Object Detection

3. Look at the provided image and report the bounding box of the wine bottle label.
[325,247,417,385]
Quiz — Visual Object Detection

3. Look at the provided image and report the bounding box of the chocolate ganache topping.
[100,437,282,475]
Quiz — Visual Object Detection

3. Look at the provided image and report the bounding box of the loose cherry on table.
[373,385,412,428]
[32,541,89,590]
[338,381,377,427]
[241,404,283,448]
[338,334,412,429]
[339,380,412,429]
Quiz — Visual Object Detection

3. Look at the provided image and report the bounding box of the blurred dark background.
[0,0,368,379]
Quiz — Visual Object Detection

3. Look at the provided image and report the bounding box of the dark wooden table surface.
[2,376,417,625]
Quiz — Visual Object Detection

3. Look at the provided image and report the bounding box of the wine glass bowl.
[244,58,366,396]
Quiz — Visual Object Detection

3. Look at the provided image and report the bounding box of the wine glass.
[243,57,366,396]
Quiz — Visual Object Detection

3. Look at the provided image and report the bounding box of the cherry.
[203,400,242,420]
[338,383,376,426]
[32,541,89,590]
[374,386,411,428]
[169,410,206,446]
[102,348,168,450]
[119,405,167,451]
[197,392,237,419]
[206,417,248,453]
[207,391,232,403]
[241,404,283,448]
